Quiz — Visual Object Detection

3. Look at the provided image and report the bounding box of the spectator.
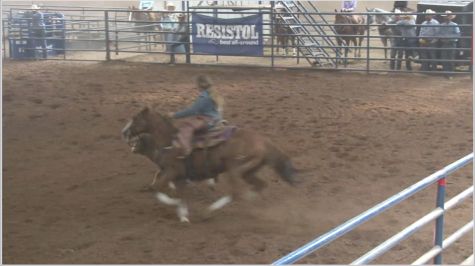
[29,4,47,58]
[439,10,461,78]
[169,14,189,64]
[418,9,439,71]
[392,1,409,12]
[396,13,417,70]
[162,2,178,55]
[387,9,403,70]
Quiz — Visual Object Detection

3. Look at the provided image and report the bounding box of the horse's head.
[127,5,142,21]
[334,9,346,22]
[122,106,177,148]
[122,106,154,143]
[366,8,375,24]
[130,132,156,154]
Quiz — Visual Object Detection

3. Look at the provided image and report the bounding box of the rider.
[167,75,224,158]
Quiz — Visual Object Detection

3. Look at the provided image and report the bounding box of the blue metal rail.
[273,153,473,265]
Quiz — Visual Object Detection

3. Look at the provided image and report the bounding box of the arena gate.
[273,153,473,265]
[2,1,473,76]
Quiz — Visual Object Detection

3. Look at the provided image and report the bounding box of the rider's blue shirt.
[173,90,221,122]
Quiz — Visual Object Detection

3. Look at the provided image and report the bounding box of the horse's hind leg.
[242,163,267,193]
[207,154,266,213]
[242,171,266,201]
[358,36,364,57]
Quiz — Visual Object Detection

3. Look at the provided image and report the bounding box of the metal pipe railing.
[412,221,474,265]
[351,186,474,265]
[273,153,473,265]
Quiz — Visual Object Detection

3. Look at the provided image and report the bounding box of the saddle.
[191,122,237,150]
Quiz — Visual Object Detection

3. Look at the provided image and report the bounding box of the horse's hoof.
[179,216,190,223]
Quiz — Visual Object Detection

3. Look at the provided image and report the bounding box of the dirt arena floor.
[2,60,473,264]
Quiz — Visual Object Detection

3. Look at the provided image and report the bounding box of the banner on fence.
[191,13,263,56]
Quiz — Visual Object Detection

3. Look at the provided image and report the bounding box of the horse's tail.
[265,141,296,185]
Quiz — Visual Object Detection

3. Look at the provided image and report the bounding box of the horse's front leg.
[292,37,297,56]
[139,169,163,192]
[154,173,190,223]
[352,38,358,58]
[382,37,388,60]
[358,36,364,58]
[344,40,349,66]
[336,37,344,64]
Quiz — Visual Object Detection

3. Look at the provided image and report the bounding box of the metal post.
[2,18,6,59]
[270,1,274,68]
[186,1,191,64]
[114,11,119,55]
[213,1,219,62]
[366,13,370,73]
[115,29,119,55]
[434,178,446,264]
[104,10,111,61]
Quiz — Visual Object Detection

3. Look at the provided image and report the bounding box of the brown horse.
[334,9,366,65]
[274,17,296,56]
[127,6,162,50]
[122,107,296,222]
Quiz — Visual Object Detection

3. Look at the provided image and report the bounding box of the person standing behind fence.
[386,10,403,70]
[169,14,189,64]
[29,5,47,59]
[161,2,178,57]
[396,13,417,70]
[418,9,439,71]
[439,11,460,79]
[392,1,408,12]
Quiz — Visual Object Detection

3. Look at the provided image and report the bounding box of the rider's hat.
[30,4,40,10]
[441,10,456,20]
